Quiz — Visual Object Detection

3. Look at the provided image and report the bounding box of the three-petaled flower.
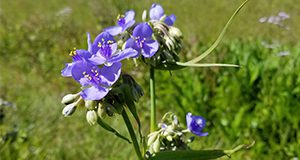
[125,22,159,58]
[72,61,121,100]
[149,3,176,26]
[104,10,136,36]
[61,33,124,100]
[186,112,208,137]
[89,32,137,66]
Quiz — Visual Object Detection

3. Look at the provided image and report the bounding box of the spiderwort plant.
[61,1,251,160]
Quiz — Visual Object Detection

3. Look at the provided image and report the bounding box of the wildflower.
[61,49,92,77]
[149,3,176,26]
[104,10,136,36]
[71,61,122,100]
[186,112,208,137]
[89,32,137,66]
[125,22,159,58]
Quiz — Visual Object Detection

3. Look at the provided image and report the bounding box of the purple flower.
[61,49,92,77]
[149,3,176,26]
[125,22,159,58]
[71,61,122,100]
[89,32,137,65]
[104,10,135,36]
[186,113,208,137]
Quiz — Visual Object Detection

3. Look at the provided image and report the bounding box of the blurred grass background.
[0,0,299,159]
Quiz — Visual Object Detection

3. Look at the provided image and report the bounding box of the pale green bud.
[61,93,80,105]
[165,36,175,50]
[86,110,98,126]
[85,100,97,110]
[153,137,161,153]
[169,26,182,38]
[142,10,147,21]
[166,135,173,141]
[62,103,77,117]
[162,126,173,136]
[97,103,106,119]
[147,131,159,146]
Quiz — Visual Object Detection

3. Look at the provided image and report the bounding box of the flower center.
[117,15,125,27]
[82,67,101,85]
[135,36,146,48]
[98,40,115,59]
[195,119,204,128]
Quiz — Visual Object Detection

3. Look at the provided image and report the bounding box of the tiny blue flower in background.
[149,3,176,26]
[89,32,137,65]
[186,112,208,137]
[71,61,122,100]
[104,10,136,36]
[125,22,159,58]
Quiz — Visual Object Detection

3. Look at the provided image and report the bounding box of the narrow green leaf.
[150,141,255,160]
[122,110,143,160]
[96,117,131,144]
[182,0,249,64]
[149,150,226,160]
[176,62,240,68]
[121,84,143,141]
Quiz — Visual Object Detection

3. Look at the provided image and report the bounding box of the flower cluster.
[146,112,208,155]
[61,3,180,103]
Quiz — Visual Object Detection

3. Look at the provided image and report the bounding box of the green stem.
[150,67,156,132]
[122,110,143,160]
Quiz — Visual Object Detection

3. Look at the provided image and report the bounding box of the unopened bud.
[62,103,77,117]
[166,135,173,141]
[61,93,80,105]
[153,137,161,153]
[165,36,175,50]
[169,26,182,38]
[85,100,97,110]
[162,127,173,136]
[147,131,159,146]
[142,10,147,21]
[86,110,98,126]
[97,103,106,119]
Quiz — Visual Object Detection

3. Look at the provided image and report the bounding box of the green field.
[1,0,299,159]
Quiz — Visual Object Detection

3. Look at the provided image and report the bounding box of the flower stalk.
[150,67,156,132]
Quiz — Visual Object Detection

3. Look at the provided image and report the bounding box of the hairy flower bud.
[97,103,106,119]
[152,137,161,153]
[147,131,159,146]
[86,110,98,125]
[169,26,182,39]
[166,135,173,141]
[85,100,97,110]
[62,103,77,117]
[122,74,144,102]
[61,93,80,105]
[142,10,147,21]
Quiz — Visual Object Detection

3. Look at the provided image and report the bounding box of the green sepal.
[96,117,131,144]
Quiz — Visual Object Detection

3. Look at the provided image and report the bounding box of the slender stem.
[150,67,156,132]
[122,110,143,160]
